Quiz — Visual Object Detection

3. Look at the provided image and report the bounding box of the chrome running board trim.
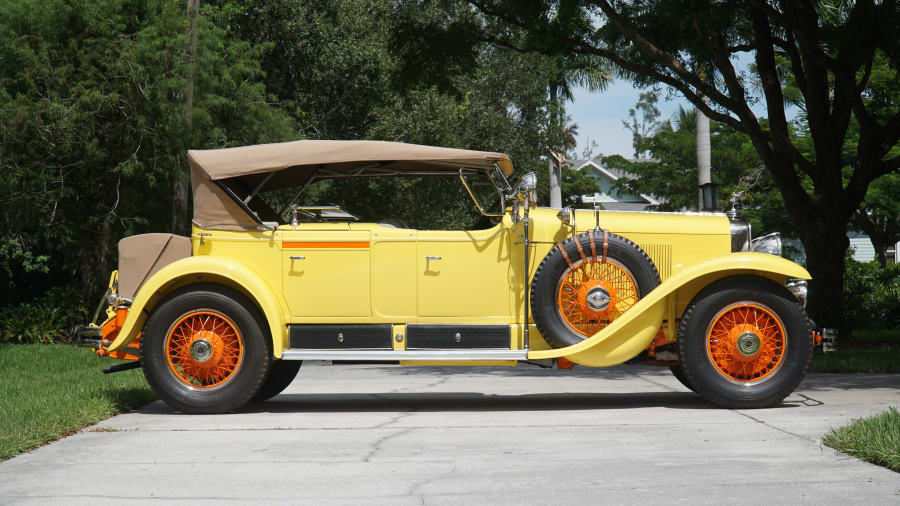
[280,349,527,361]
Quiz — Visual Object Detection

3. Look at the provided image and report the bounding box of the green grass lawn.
[809,329,900,373]
[0,344,154,461]
[823,407,900,473]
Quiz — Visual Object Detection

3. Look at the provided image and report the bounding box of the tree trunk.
[548,83,562,208]
[548,157,562,208]
[172,0,200,236]
[798,216,850,333]
[696,99,711,209]
[171,159,189,236]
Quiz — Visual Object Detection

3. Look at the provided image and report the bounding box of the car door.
[368,224,418,320]
[281,223,371,318]
[416,222,512,319]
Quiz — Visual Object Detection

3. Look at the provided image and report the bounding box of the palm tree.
[563,120,579,153]
[696,97,712,209]
[548,55,612,207]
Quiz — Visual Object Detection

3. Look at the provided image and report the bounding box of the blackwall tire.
[677,276,812,409]
[530,230,660,348]
[669,365,697,393]
[252,360,302,402]
[140,284,271,414]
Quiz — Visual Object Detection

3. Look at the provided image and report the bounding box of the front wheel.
[677,276,812,409]
[141,285,271,414]
[669,365,696,393]
[252,360,302,402]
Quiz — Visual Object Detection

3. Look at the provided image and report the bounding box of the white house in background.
[848,232,900,263]
[571,159,661,211]
[848,231,876,262]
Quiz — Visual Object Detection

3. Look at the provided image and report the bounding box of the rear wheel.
[677,276,812,409]
[141,285,271,414]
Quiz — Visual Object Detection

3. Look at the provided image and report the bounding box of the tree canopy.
[2,0,898,336]
[467,0,900,328]
[0,0,569,307]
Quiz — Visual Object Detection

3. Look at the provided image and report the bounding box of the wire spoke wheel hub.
[706,302,786,384]
[165,310,244,389]
[556,258,638,337]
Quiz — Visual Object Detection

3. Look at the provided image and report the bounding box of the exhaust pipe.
[73,325,103,348]
[103,361,141,374]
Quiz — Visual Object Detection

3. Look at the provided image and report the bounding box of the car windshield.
[254,172,506,230]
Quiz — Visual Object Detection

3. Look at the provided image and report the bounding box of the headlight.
[785,279,807,307]
[751,232,782,256]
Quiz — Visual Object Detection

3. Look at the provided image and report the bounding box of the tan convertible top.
[188,140,514,230]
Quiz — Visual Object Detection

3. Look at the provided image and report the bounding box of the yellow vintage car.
[77,140,815,413]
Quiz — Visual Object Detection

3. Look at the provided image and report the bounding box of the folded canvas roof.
[188,140,514,230]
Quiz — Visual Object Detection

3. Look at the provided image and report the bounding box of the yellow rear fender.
[105,256,288,357]
[527,252,810,366]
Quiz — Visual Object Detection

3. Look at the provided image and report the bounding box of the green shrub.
[843,258,900,330]
[0,288,87,344]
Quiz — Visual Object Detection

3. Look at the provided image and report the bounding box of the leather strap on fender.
[602,230,609,263]
[574,233,587,262]
[556,242,576,271]
[588,231,597,260]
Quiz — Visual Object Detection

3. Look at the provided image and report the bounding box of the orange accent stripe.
[283,241,370,249]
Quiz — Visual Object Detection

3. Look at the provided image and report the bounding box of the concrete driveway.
[1,363,898,504]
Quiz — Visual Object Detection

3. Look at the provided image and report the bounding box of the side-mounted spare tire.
[530,230,661,348]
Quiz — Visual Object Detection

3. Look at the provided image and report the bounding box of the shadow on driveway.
[137,390,819,415]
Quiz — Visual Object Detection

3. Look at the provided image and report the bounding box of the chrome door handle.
[290,255,306,260]
[425,256,441,260]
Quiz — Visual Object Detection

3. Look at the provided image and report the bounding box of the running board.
[280,349,528,361]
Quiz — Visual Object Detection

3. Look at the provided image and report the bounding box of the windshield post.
[459,168,506,217]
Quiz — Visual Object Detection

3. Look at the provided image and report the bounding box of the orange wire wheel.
[164,310,244,389]
[705,302,787,384]
[555,258,639,337]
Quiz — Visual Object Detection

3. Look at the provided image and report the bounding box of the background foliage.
[0,0,564,342]
[1,0,898,343]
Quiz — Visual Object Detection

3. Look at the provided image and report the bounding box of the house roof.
[572,159,662,206]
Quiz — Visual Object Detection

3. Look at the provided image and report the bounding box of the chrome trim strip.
[280,349,527,361]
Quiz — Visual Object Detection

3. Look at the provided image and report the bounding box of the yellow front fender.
[106,256,288,357]
[528,252,810,366]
